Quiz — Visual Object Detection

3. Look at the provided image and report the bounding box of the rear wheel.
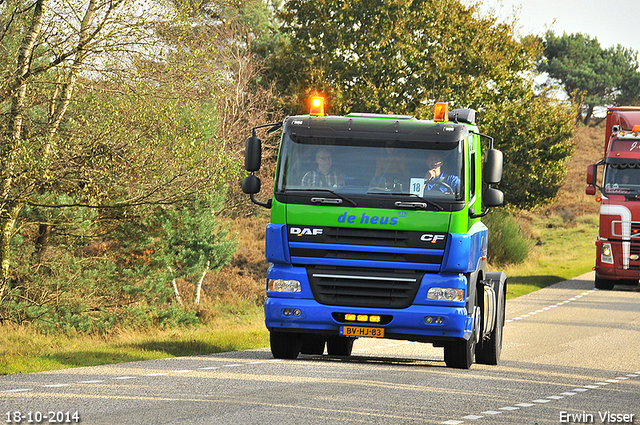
[326,336,354,356]
[476,277,506,365]
[270,331,302,359]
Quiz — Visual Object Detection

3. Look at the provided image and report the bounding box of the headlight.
[427,287,464,301]
[601,243,614,264]
[268,279,302,292]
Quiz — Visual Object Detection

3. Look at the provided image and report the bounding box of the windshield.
[275,133,464,205]
[603,163,640,195]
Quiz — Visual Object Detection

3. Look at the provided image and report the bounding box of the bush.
[484,210,531,266]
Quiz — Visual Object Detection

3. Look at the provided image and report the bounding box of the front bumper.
[265,297,473,342]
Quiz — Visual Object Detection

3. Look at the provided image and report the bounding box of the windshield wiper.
[289,189,358,206]
[367,190,444,211]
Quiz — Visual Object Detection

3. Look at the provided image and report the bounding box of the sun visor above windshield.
[605,157,640,166]
[283,115,468,144]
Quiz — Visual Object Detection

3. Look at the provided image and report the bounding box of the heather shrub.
[484,210,532,266]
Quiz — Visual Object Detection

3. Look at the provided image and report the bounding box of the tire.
[595,275,615,290]
[444,335,475,369]
[326,336,354,356]
[476,277,506,365]
[300,335,326,355]
[270,331,301,359]
[444,285,479,369]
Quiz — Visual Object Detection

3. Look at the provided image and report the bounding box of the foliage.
[0,0,170,299]
[537,31,640,124]
[0,0,277,331]
[263,0,575,209]
[484,210,531,266]
[483,92,575,209]
[2,192,235,334]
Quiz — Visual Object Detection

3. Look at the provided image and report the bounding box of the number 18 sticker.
[410,178,425,197]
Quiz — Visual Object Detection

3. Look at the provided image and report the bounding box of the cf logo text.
[421,234,445,243]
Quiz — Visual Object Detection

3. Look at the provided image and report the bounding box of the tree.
[537,31,640,125]
[150,196,237,307]
[263,0,575,209]
[1,0,281,330]
[0,0,161,300]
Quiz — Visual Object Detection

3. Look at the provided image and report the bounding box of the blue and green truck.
[242,98,507,369]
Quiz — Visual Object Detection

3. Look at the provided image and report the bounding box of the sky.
[482,0,640,54]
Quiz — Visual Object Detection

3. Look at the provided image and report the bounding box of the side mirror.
[483,187,504,208]
[586,164,596,186]
[483,149,503,185]
[245,136,262,172]
[241,174,261,195]
[586,186,597,196]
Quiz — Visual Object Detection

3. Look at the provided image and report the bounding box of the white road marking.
[443,373,640,424]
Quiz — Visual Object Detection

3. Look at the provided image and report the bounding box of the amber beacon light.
[310,96,325,116]
[434,102,449,122]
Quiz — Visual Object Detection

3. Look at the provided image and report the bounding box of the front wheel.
[595,275,615,290]
[300,335,326,355]
[326,336,354,356]
[444,334,475,369]
[270,331,302,359]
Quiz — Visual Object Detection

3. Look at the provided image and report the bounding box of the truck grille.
[307,265,423,309]
[287,225,446,270]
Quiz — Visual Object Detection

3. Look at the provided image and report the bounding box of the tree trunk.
[0,203,22,298]
[583,104,595,126]
[167,266,183,306]
[34,224,52,264]
[0,0,46,300]
[194,260,210,306]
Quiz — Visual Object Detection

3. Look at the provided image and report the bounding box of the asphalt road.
[2,271,640,424]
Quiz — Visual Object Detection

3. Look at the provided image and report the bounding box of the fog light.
[427,287,464,301]
[435,317,444,325]
[345,313,356,321]
[357,314,368,322]
[425,316,434,324]
[369,315,381,323]
[292,309,302,317]
[283,308,292,316]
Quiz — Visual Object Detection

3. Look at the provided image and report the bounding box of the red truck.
[586,107,640,289]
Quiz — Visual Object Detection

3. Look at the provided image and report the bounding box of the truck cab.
[243,100,506,369]
[587,107,640,290]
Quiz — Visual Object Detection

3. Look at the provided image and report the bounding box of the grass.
[496,213,598,299]
[0,304,268,375]
[0,123,605,375]
[1,211,599,375]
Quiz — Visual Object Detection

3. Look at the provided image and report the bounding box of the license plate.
[340,326,384,338]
